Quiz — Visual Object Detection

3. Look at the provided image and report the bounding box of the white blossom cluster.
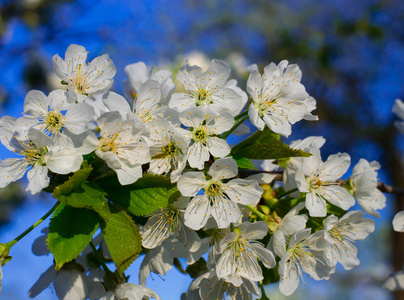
[0,45,386,300]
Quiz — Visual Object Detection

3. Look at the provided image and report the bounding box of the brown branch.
[238,170,404,196]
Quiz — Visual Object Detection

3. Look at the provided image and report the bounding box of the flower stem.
[6,201,60,249]
[276,188,298,199]
[234,110,248,121]
[246,205,266,221]
[89,241,112,274]
[221,115,249,139]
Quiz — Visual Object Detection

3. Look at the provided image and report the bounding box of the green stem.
[89,241,112,274]
[259,281,270,300]
[221,115,249,139]
[276,188,298,199]
[234,110,248,121]
[6,201,60,249]
[246,205,266,221]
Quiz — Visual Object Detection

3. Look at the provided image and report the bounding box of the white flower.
[148,119,188,182]
[100,283,161,300]
[384,271,404,291]
[28,264,88,300]
[52,44,116,102]
[0,129,82,194]
[14,89,94,138]
[393,99,404,133]
[268,202,308,258]
[187,269,260,300]
[320,211,375,270]
[216,221,275,286]
[282,136,326,195]
[177,158,263,230]
[246,60,309,137]
[393,211,404,232]
[78,112,150,185]
[277,229,334,296]
[103,80,179,127]
[123,61,175,103]
[350,159,386,218]
[141,197,201,251]
[169,60,243,116]
[180,107,233,169]
[294,146,355,217]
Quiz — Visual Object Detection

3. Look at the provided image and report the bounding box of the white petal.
[187,142,210,170]
[321,185,355,210]
[184,195,211,230]
[115,163,143,185]
[46,148,83,174]
[393,211,404,232]
[26,166,50,194]
[205,112,234,135]
[24,90,49,117]
[319,152,350,181]
[384,271,404,291]
[206,137,230,158]
[248,104,265,130]
[102,91,131,114]
[224,179,263,205]
[177,172,206,196]
[208,157,238,180]
[54,270,88,300]
[169,93,195,112]
[64,103,94,134]
[306,192,327,217]
[0,159,27,188]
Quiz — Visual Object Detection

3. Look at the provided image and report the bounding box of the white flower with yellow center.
[148,119,188,182]
[52,44,116,102]
[14,89,94,138]
[0,128,82,194]
[294,146,355,217]
[277,229,334,296]
[180,107,234,170]
[187,269,260,300]
[247,60,310,137]
[349,159,386,218]
[216,222,275,286]
[141,197,201,251]
[169,60,243,116]
[78,112,150,185]
[320,211,375,270]
[177,158,263,230]
[103,80,179,128]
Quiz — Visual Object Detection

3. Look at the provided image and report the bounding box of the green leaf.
[100,204,142,275]
[96,173,180,216]
[52,163,110,220]
[47,203,99,271]
[231,127,311,160]
[232,154,257,170]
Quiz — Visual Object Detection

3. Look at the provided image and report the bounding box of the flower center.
[193,88,213,106]
[192,126,209,144]
[69,64,90,95]
[44,111,64,134]
[21,146,47,166]
[98,134,119,153]
[205,180,224,203]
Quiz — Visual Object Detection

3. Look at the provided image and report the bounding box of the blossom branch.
[238,170,404,196]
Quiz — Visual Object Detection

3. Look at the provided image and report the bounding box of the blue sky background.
[0,0,403,299]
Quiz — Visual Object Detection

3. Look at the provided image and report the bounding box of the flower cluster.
[0,45,386,300]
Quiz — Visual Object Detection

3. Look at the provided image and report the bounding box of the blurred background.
[0,0,404,299]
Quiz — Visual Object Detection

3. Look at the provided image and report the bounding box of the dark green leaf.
[52,163,110,219]
[96,173,180,216]
[231,127,311,159]
[100,204,142,275]
[47,203,99,271]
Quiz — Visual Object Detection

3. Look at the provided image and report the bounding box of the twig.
[238,170,404,196]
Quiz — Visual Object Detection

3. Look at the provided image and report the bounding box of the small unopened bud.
[264,197,279,210]
[266,211,282,234]
[0,243,11,266]
[258,205,270,215]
